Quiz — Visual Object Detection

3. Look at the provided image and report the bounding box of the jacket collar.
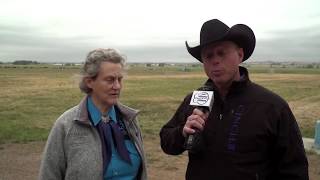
[204,66,250,96]
[75,95,139,125]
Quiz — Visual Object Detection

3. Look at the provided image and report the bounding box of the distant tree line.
[12,60,39,65]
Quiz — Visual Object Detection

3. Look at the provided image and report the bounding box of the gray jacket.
[39,96,147,180]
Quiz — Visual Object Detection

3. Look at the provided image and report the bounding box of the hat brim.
[186,24,256,63]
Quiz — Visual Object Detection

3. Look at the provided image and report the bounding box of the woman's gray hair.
[79,48,126,94]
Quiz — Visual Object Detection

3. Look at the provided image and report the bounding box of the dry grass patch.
[251,73,320,82]
[127,73,206,80]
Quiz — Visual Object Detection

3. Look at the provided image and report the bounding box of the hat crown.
[186,18,256,62]
[200,19,230,45]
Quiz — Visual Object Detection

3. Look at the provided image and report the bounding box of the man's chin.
[212,78,229,86]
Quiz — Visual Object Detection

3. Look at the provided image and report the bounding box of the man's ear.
[238,48,244,62]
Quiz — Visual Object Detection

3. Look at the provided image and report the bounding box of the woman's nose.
[112,79,121,89]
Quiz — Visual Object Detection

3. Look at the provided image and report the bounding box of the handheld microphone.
[185,85,214,152]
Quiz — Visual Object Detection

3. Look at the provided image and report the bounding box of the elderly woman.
[39,48,147,180]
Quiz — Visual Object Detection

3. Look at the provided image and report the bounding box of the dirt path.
[0,140,319,180]
[0,142,43,180]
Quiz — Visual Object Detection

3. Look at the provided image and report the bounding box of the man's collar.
[203,66,250,93]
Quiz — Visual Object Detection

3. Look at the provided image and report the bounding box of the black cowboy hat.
[186,19,256,62]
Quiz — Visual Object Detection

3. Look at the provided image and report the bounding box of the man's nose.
[207,54,221,64]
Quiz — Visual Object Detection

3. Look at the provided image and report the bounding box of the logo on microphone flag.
[190,91,214,107]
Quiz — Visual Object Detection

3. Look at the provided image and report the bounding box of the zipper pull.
[219,114,223,120]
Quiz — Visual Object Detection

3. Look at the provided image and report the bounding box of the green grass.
[0,65,320,143]
[122,77,206,135]
[243,63,320,74]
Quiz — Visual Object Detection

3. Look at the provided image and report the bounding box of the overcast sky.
[1,0,320,63]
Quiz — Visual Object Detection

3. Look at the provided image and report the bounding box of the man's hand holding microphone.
[183,86,214,153]
[183,108,209,137]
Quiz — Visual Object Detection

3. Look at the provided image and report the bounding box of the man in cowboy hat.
[160,19,308,180]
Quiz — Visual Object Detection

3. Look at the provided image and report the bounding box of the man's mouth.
[212,70,223,76]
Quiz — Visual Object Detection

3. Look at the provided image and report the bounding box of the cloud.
[253,22,320,62]
[0,23,107,62]
[1,13,320,63]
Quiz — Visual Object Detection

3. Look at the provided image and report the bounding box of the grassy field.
[1,64,320,179]
[0,64,320,143]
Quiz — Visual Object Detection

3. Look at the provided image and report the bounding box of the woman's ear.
[85,77,94,89]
